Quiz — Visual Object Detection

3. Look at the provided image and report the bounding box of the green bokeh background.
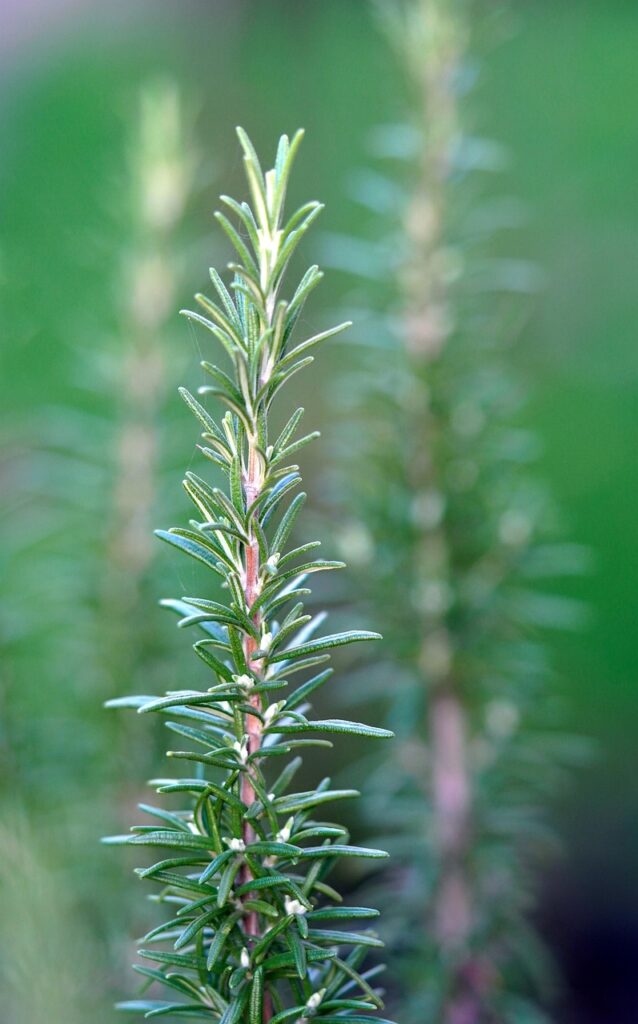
[1,2,637,1022]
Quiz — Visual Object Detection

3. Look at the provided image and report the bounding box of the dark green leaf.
[268,629,381,663]
[269,719,393,740]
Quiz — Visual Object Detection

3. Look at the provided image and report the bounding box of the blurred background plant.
[0,74,202,1017]
[322,1,589,1021]
[1,3,638,1023]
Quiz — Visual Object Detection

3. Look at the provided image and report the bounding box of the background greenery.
[1,2,637,1022]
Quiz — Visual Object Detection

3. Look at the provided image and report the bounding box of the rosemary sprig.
[328,2,585,1021]
[106,129,395,1024]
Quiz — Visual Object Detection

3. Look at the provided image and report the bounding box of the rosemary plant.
[1,80,196,805]
[324,2,585,1022]
[105,129,395,1024]
[0,81,196,1014]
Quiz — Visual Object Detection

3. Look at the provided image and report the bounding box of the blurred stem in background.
[326,0,587,1021]
[0,80,198,1016]
[108,81,195,603]
[397,0,472,974]
[101,81,198,784]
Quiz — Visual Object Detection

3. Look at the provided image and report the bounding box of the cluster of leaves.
[105,129,395,1023]
[322,2,587,1022]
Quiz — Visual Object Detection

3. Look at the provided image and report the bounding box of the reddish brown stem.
[239,444,264,939]
[400,8,485,1018]
[431,683,471,950]
[239,444,273,1022]
[420,628,477,1022]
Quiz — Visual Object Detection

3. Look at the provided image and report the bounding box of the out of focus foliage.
[0,809,105,1024]
[2,80,197,802]
[0,79,201,1016]
[323,1,588,1021]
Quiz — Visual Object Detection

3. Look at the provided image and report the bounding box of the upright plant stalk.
[108,81,195,591]
[326,1,584,1021]
[0,81,195,804]
[394,8,524,1012]
[106,129,395,1024]
[103,83,198,790]
[398,0,473,979]
[0,80,197,1014]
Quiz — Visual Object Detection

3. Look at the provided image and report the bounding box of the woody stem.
[239,439,264,940]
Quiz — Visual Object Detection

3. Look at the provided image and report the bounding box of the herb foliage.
[106,129,395,1024]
